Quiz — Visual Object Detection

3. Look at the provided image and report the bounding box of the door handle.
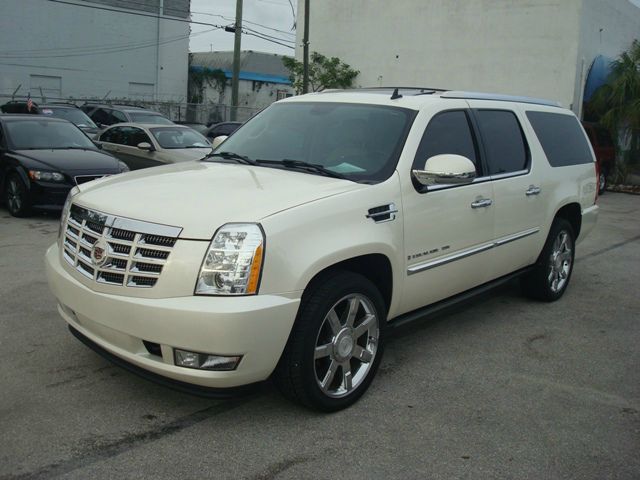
[526,185,541,196]
[471,198,493,209]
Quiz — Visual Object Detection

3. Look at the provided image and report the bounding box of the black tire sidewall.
[5,173,31,217]
[287,271,386,412]
[538,219,576,301]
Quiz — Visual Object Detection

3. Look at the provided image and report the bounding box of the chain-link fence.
[0,94,262,125]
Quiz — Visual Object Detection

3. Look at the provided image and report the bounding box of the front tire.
[522,218,575,302]
[4,173,31,217]
[274,271,386,412]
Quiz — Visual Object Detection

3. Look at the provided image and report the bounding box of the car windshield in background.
[41,107,97,128]
[214,102,416,183]
[129,113,173,125]
[150,127,211,149]
[5,120,97,150]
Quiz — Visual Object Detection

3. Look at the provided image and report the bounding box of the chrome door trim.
[407,242,494,275]
[494,227,540,246]
[407,227,540,275]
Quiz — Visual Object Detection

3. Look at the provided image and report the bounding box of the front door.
[400,106,496,315]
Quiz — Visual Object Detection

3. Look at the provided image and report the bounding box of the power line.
[191,10,296,37]
[0,29,218,59]
[0,31,210,56]
[242,26,295,45]
[46,0,296,50]
[46,0,223,28]
[242,30,294,50]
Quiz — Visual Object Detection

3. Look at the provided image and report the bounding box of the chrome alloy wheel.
[6,178,23,212]
[313,294,379,398]
[548,230,573,293]
[599,172,606,192]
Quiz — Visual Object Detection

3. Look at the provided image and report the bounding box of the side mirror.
[211,135,228,149]
[412,154,477,186]
[137,142,155,152]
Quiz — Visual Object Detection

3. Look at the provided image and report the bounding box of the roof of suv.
[281,87,564,110]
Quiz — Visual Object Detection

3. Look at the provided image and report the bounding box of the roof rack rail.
[359,86,449,94]
[441,91,562,108]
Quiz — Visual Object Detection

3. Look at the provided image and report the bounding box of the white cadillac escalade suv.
[45,88,599,411]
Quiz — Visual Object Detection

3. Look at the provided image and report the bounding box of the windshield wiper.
[52,146,95,150]
[255,159,350,180]
[201,151,257,165]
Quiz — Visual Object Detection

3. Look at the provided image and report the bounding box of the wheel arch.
[553,202,582,238]
[302,253,394,315]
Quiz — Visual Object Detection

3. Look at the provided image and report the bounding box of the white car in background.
[97,123,212,170]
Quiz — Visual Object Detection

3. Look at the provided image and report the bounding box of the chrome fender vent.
[366,203,397,223]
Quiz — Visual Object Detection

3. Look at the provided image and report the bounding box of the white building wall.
[296,0,640,112]
[0,0,188,102]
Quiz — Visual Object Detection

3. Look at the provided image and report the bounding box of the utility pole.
[302,0,310,93]
[231,0,243,121]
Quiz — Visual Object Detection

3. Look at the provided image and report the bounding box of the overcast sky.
[189,0,297,56]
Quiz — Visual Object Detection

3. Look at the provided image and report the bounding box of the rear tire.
[521,218,575,302]
[274,270,386,412]
[598,169,608,195]
[4,173,31,217]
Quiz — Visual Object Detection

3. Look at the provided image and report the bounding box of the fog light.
[174,348,241,371]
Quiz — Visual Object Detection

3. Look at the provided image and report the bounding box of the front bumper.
[45,244,301,389]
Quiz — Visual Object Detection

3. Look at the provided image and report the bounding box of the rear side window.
[475,110,528,175]
[413,110,478,171]
[526,111,593,166]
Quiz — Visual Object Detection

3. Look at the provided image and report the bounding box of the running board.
[388,267,533,332]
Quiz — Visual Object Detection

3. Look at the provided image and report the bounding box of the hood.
[75,160,364,239]
[13,148,119,173]
[157,147,213,163]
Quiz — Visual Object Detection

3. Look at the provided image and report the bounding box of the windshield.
[41,107,97,128]
[5,119,96,150]
[215,102,416,183]
[129,113,173,125]
[151,127,211,149]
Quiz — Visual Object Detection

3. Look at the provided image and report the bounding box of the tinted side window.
[413,110,478,171]
[92,108,112,125]
[526,111,593,167]
[475,110,528,175]
[130,127,151,146]
[112,110,128,124]
[100,127,123,144]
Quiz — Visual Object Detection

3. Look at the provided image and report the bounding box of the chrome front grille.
[62,204,182,288]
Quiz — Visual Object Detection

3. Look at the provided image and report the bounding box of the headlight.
[118,161,130,173]
[195,223,265,295]
[29,170,65,182]
[58,186,80,241]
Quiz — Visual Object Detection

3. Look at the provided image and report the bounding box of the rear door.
[468,102,545,276]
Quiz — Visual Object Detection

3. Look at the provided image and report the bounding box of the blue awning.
[583,55,614,102]
[190,65,291,85]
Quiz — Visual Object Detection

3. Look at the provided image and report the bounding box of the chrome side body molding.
[407,227,540,275]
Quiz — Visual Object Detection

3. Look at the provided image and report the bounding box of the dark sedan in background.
[0,115,128,217]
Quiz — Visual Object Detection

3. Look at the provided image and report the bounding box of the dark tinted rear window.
[526,111,593,167]
[475,110,528,175]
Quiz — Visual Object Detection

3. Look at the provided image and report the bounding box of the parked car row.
[0,115,127,216]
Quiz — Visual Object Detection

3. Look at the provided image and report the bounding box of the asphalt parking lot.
[1,193,639,480]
